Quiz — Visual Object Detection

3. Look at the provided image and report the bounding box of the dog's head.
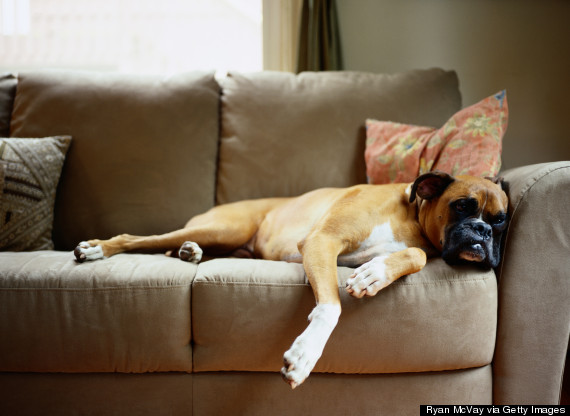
[410,171,509,268]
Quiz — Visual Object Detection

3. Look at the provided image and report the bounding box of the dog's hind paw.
[178,241,203,263]
[74,241,105,263]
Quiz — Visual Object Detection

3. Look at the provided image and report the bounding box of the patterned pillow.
[365,90,508,184]
[0,136,71,251]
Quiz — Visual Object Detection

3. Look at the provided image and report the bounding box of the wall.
[337,0,570,170]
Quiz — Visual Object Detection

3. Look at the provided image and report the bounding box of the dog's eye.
[452,199,476,215]
[449,198,478,218]
[455,202,467,212]
[491,214,507,226]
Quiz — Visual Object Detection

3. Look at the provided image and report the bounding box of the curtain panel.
[262,0,342,73]
[296,0,343,72]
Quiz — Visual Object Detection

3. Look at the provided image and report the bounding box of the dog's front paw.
[281,337,321,389]
[346,255,390,298]
[178,241,203,263]
[280,304,340,389]
[74,241,105,263]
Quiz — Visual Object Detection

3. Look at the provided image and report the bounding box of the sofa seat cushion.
[0,251,196,373]
[192,257,497,374]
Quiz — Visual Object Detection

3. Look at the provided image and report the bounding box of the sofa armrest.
[494,162,570,404]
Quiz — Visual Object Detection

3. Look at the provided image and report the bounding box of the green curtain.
[296,0,343,72]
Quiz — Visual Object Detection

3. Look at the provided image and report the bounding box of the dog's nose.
[473,222,492,240]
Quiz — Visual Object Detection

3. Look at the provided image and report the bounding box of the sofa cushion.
[0,136,71,251]
[192,257,497,374]
[217,68,462,204]
[10,71,220,250]
[0,251,196,373]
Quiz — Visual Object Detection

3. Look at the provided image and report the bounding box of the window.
[0,0,262,74]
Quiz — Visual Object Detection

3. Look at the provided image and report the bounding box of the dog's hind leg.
[74,198,288,263]
[74,228,204,263]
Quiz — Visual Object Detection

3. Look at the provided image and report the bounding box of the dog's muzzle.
[442,219,499,268]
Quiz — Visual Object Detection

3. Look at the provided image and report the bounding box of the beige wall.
[337,0,570,170]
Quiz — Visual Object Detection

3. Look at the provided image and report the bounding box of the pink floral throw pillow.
[365,90,508,184]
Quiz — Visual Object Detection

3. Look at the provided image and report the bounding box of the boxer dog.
[74,171,509,389]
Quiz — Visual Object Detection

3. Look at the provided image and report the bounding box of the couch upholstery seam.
[192,277,494,288]
[509,165,570,215]
[191,364,493,376]
[312,363,493,376]
[0,284,191,292]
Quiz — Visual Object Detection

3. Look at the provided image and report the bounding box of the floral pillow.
[365,90,508,184]
[0,136,71,251]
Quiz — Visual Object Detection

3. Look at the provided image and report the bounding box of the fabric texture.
[494,162,570,404]
[193,368,492,414]
[217,68,461,204]
[10,71,220,250]
[0,251,195,373]
[0,372,194,416]
[0,136,71,251]
[192,257,497,374]
[0,368,491,415]
[365,90,508,184]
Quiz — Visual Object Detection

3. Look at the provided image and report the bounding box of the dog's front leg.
[281,234,344,389]
[281,303,340,389]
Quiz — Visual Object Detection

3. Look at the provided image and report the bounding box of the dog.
[74,170,509,389]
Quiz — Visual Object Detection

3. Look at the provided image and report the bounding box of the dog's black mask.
[410,171,510,269]
[442,211,508,269]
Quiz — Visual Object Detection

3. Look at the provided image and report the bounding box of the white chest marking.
[337,223,407,267]
[404,183,413,199]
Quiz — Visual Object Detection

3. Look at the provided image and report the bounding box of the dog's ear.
[410,171,455,203]
[485,175,507,191]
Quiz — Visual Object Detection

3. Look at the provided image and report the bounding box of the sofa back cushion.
[217,69,462,204]
[10,71,220,250]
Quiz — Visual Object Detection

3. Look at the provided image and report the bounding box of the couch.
[0,68,568,415]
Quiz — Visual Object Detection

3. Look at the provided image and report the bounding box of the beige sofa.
[0,68,568,415]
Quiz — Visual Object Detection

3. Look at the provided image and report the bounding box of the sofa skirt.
[0,366,492,416]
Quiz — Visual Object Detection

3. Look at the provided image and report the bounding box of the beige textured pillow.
[0,136,71,251]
